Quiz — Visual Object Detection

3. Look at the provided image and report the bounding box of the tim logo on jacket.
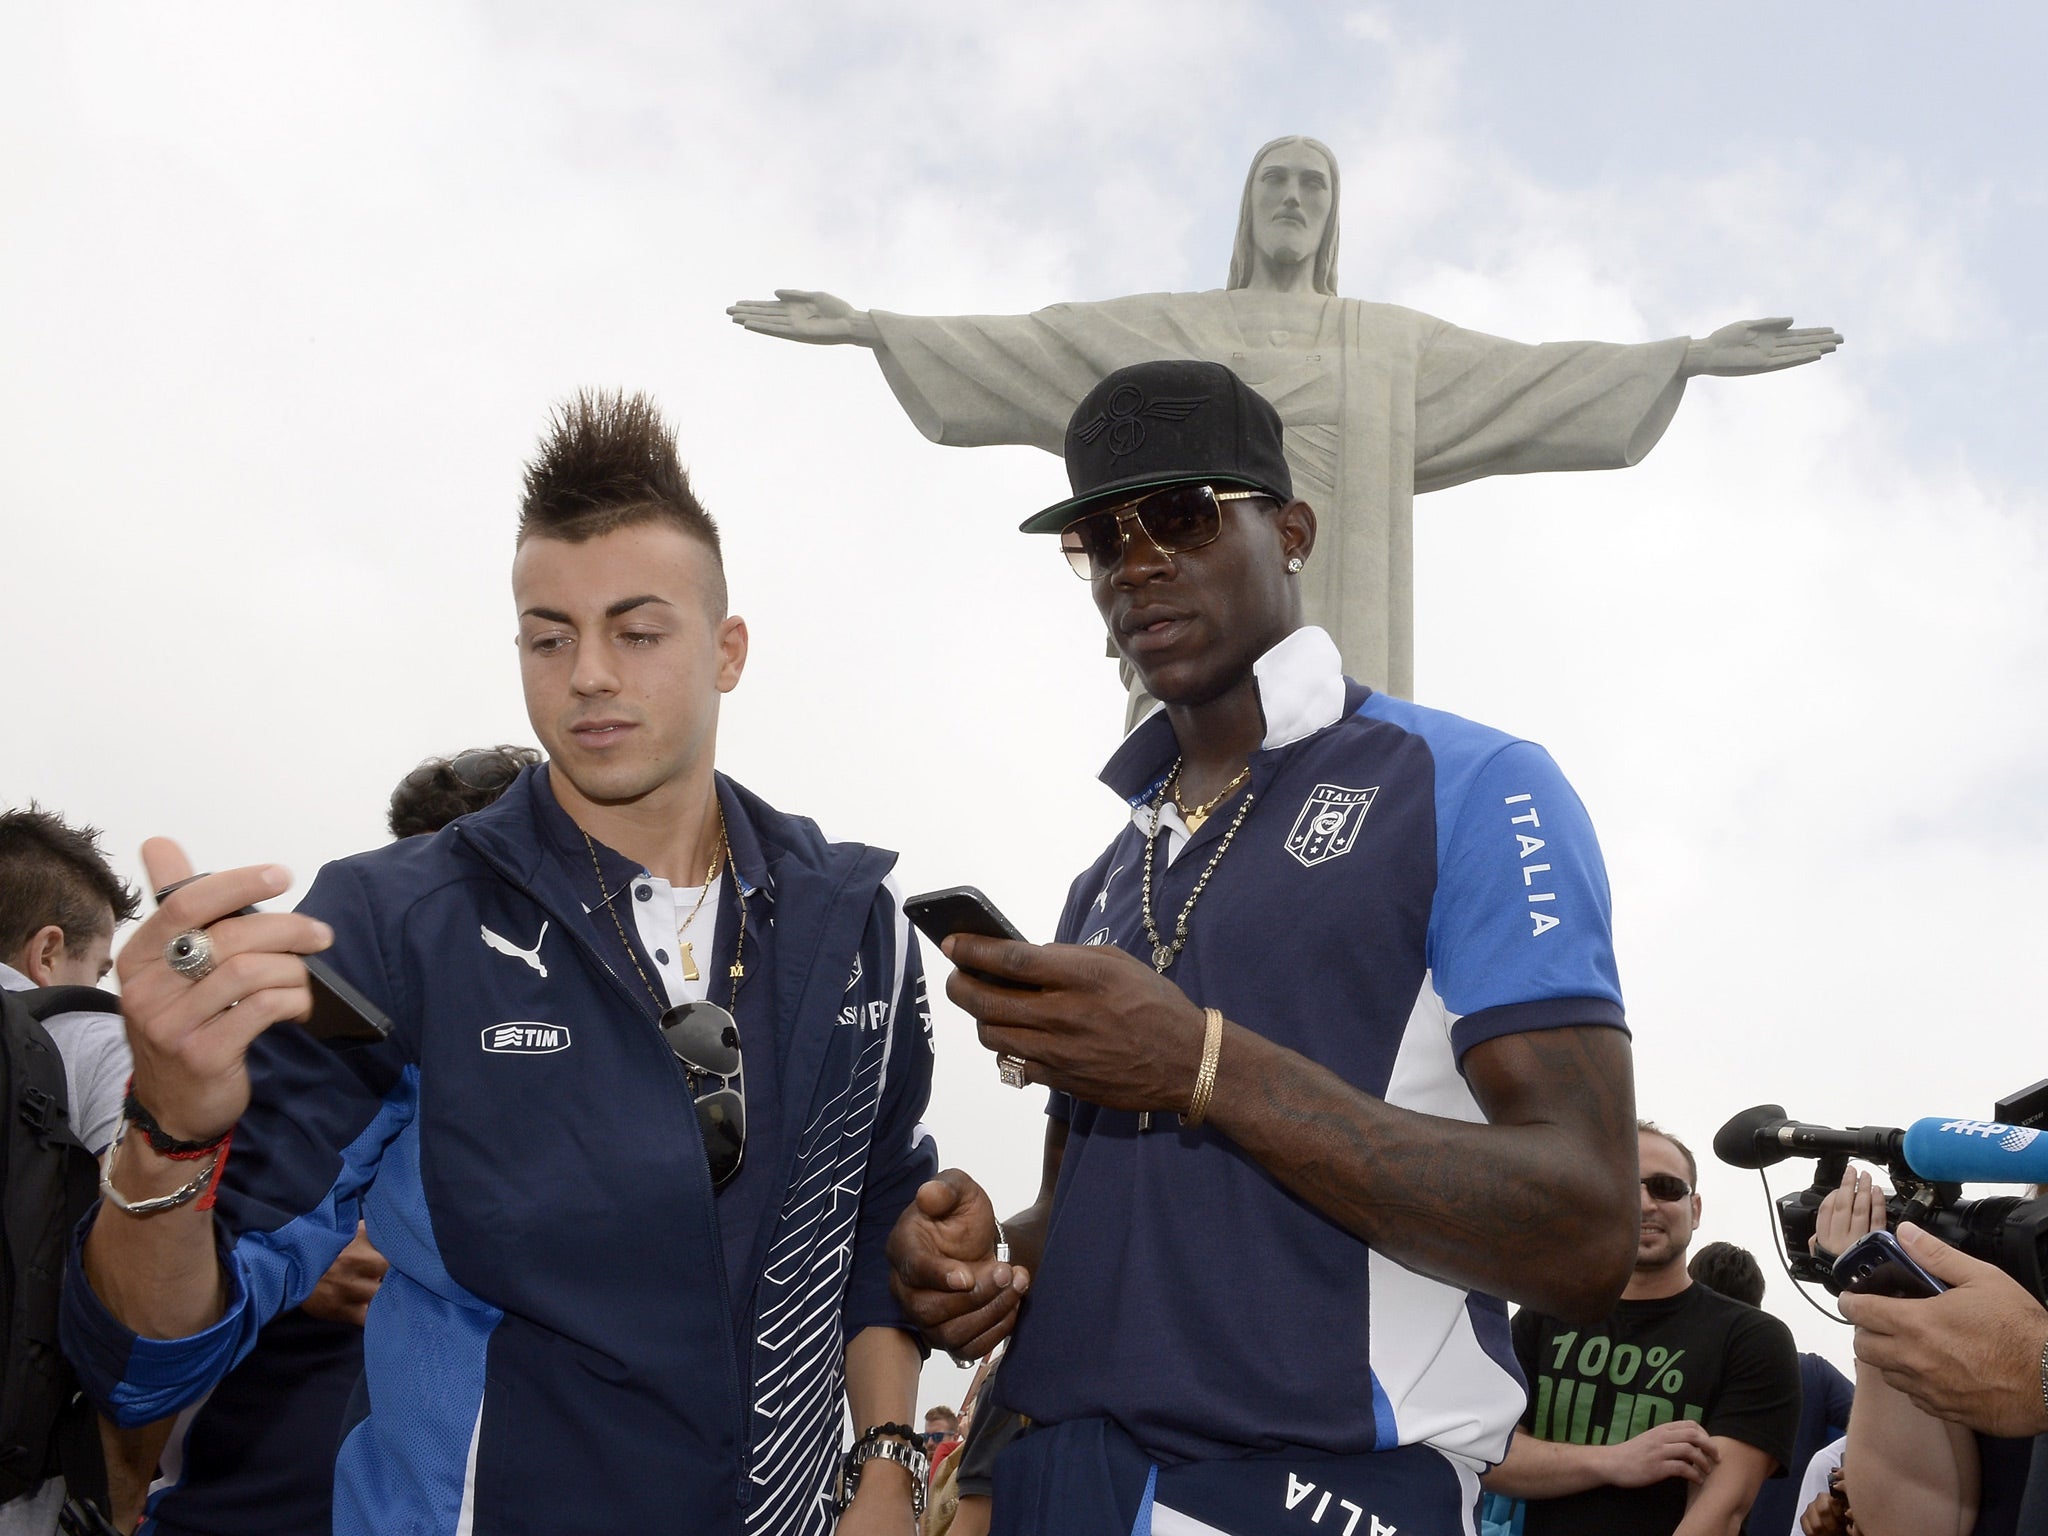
[481,1022,572,1054]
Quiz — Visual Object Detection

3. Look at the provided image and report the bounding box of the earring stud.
[1286,557,1304,573]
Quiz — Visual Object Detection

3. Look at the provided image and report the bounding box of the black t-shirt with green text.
[1512,1283,1800,1536]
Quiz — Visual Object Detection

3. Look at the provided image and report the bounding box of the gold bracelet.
[1182,1007,1224,1127]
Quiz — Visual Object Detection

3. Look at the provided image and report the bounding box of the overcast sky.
[6,3,2046,1400]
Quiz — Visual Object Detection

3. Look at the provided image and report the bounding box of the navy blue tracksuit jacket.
[65,768,936,1535]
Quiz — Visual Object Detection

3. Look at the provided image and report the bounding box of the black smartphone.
[155,875,392,1045]
[902,886,1037,989]
[298,957,394,1045]
[1834,1230,1948,1298]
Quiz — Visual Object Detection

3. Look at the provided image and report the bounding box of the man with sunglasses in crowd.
[888,358,1642,1534]
[62,392,936,1536]
[1484,1122,1800,1536]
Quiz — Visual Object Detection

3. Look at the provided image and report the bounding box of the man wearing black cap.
[889,359,1641,1535]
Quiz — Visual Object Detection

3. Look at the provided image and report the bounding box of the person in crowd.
[923,1405,961,1467]
[386,746,542,840]
[135,745,535,1536]
[886,358,1641,1533]
[1487,1122,1801,1535]
[940,1347,1016,1536]
[60,390,936,1536]
[1687,1239,1854,1536]
[1809,1163,2047,1536]
[0,807,155,1534]
[1,807,137,1152]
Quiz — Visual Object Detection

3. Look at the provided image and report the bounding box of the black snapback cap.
[1019,358,1293,534]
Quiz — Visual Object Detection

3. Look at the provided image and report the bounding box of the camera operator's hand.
[1812,1162,1886,1260]
[1839,1222,2048,1437]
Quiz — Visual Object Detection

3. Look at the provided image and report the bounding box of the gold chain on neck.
[582,800,747,1014]
[1168,761,1251,834]
[674,836,725,944]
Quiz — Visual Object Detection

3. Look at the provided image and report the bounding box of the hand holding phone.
[114,842,348,1148]
[1835,1230,1948,1299]
[155,873,390,1044]
[902,887,1039,990]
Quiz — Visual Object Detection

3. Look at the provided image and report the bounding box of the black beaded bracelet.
[122,1082,230,1159]
[855,1421,919,1447]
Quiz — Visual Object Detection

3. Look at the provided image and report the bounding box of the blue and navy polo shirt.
[998,626,1626,1475]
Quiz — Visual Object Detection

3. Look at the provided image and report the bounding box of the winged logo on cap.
[1073,387,1210,457]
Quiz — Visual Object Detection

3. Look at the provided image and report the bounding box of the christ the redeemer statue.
[731,135,1840,702]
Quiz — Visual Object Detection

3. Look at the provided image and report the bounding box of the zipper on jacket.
[455,830,752,1500]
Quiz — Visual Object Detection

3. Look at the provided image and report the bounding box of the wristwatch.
[833,1429,929,1519]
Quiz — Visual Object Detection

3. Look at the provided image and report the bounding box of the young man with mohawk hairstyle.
[64,392,936,1536]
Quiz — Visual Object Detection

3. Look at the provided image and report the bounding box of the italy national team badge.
[1284,784,1379,868]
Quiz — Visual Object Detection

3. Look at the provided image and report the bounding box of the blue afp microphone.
[1902,1118,2048,1184]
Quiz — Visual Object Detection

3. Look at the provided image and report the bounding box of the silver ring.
[997,1054,1029,1089]
[165,929,218,981]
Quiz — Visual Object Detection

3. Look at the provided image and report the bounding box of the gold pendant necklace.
[674,839,726,983]
[1169,761,1250,834]
[581,804,748,1016]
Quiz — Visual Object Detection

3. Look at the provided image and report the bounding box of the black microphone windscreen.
[1714,1104,1791,1170]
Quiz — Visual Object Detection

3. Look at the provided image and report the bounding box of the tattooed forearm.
[1205,1021,1637,1322]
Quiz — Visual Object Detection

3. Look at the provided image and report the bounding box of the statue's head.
[1227,136,1340,296]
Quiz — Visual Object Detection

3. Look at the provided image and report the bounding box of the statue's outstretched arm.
[726,289,879,347]
[1682,316,1843,377]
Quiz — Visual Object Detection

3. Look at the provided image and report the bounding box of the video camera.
[1713,1078,2048,1302]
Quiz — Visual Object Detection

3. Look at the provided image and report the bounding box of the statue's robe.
[870,289,1690,704]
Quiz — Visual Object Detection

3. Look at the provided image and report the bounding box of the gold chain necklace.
[672,837,725,982]
[1168,761,1251,834]
[582,804,747,1015]
[1140,758,1256,974]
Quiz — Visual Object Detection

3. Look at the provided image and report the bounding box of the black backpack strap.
[0,989,109,1507]
[9,989,119,1142]
[20,988,121,1024]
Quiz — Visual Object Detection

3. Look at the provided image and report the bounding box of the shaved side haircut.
[0,803,141,960]
[517,389,727,613]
